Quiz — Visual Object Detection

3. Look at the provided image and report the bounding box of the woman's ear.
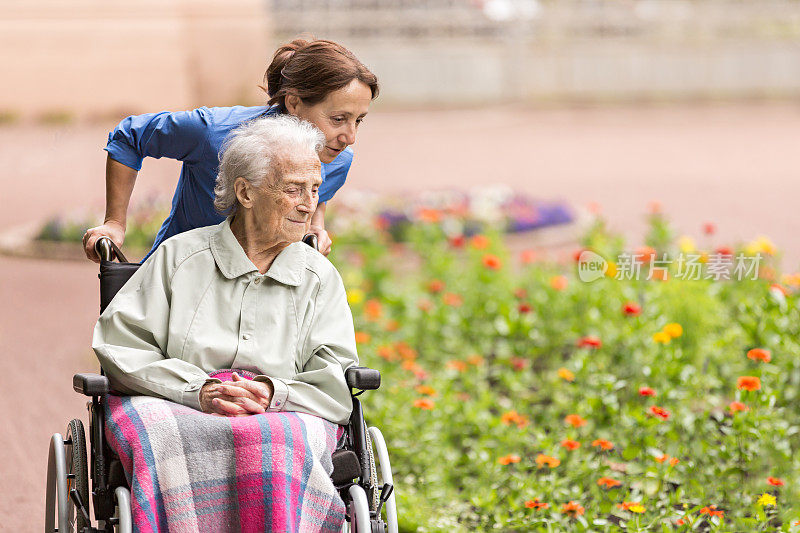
[233,177,254,209]
[285,93,301,115]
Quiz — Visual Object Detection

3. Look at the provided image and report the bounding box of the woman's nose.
[339,124,356,146]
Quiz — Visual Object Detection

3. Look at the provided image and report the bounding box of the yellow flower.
[605,262,618,278]
[755,236,777,256]
[699,252,709,264]
[663,323,683,338]
[347,288,364,305]
[653,331,671,344]
[678,236,696,253]
[557,367,575,382]
[757,493,776,507]
[628,504,646,514]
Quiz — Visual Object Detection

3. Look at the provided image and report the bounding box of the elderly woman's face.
[286,79,373,164]
[246,152,322,244]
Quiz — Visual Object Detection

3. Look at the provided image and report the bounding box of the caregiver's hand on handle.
[200,372,275,417]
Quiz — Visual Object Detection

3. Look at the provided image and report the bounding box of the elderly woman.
[93,115,357,532]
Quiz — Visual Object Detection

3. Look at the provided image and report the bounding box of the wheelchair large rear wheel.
[65,419,90,532]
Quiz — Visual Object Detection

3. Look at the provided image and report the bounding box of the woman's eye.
[332,116,344,124]
[356,118,364,126]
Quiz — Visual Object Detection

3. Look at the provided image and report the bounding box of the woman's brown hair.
[263,38,379,111]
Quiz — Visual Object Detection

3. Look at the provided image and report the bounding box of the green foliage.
[333,213,800,532]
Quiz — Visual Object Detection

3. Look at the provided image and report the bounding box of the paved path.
[1,103,798,527]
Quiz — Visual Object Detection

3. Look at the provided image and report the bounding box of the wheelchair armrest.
[346,366,380,390]
[73,373,110,396]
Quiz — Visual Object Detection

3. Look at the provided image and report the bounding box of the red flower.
[591,439,614,451]
[561,501,585,517]
[482,254,502,270]
[560,439,581,451]
[442,292,463,307]
[519,249,537,264]
[622,302,642,316]
[728,401,749,414]
[699,505,724,518]
[747,348,772,363]
[715,246,734,257]
[525,498,549,510]
[649,406,670,420]
[510,357,527,371]
[426,279,445,293]
[597,476,622,489]
[513,287,528,299]
[577,336,602,349]
[517,302,532,314]
[737,376,761,391]
[638,386,656,397]
[564,414,587,428]
[703,222,717,235]
[767,476,785,487]
[449,234,465,248]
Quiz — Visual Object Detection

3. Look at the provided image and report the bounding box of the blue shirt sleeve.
[319,147,353,203]
[104,108,212,171]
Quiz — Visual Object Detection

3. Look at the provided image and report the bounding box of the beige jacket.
[92,218,358,425]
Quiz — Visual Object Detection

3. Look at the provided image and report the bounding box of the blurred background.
[1,0,799,527]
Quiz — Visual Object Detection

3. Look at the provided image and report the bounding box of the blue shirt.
[105,105,353,259]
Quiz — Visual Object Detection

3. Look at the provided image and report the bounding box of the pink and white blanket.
[104,393,346,532]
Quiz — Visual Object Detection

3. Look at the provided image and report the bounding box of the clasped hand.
[199,372,274,417]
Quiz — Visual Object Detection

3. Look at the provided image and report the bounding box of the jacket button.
[242,333,251,340]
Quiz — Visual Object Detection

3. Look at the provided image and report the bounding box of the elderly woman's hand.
[199,373,274,416]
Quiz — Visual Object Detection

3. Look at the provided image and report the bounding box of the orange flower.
[384,319,400,332]
[638,386,656,397]
[364,299,383,321]
[597,477,622,489]
[550,275,568,291]
[654,454,669,463]
[426,279,445,293]
[470,234,490,249]
[376,345,397,361]
[500,410,529,428]
[592,439,614,451]
[417,207,441,223]
[622,302,642,316]
[354,331,371,344]
[557,368,575,382]
[676,518,686,526]
[728,401,749,414]
[617,501,642,511]
[482,254,502,270]
[519,249,537,264]
[560,501,585,517]
[560,439,581,450]
[767,476,785,487]
[770,283,790,297]
[412,398,434,410]
[498,454,521,465]
[649,406,670,420]
[446,360,468,372]
[417,298,433,312]
[747,348,772,363]
[669,457,680,466]
[395,342,418,360]
[699,505,724,518]
[737,376,761,391]
[524,498,549,510]
[415,385,437,396]
[535,454,561,468]
[467,354,484,366]
[635,246,656,261]
[565,414,587,428]
[577,336,602,349]
[443,292,463,307]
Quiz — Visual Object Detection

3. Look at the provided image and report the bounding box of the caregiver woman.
[83,38,379,260]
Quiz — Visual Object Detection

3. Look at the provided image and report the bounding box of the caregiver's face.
[286,79,373,164]
[252,151,322,244]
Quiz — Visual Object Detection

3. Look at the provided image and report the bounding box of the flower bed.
[331,208,800,531]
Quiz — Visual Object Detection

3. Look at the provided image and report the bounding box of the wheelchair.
[46,236,398,533]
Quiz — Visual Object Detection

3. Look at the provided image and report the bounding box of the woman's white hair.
[214,115,325,215]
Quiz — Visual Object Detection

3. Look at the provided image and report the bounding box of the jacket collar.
[210,218,306,286]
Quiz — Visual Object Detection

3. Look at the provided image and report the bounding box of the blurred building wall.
[272,0,800,106]
[0,0,270,119]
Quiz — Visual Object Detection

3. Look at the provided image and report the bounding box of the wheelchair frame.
[45,236,398,533]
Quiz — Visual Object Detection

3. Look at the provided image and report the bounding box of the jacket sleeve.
[92,246,216,410]
[104,108,211,171]
[256,269,359,425]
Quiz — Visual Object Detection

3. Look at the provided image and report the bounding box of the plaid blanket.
[104,394,346,532]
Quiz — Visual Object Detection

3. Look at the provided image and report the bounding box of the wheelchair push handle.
[94,236,129,263]
[302,233,318,251]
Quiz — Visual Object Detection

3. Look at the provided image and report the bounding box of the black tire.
[66,419,90,533]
